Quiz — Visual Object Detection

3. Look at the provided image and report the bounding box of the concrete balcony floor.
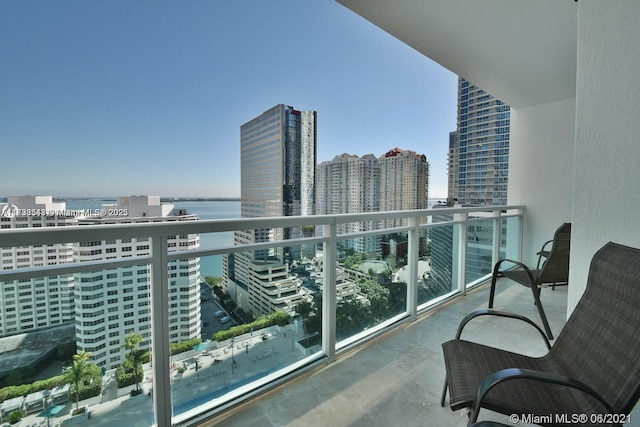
[205,280,568,427]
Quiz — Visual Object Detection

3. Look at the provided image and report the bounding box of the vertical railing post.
[151,236,172,426]
[491,209,502,267]
[407,216,419,319]
[516,208,524,262]
[453,212,468,295]
[322,222,336,363]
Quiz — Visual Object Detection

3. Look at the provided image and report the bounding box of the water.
[65,199,240,278]
[170,201,240,278]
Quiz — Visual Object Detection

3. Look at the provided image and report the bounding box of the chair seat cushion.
[442,339,608,421]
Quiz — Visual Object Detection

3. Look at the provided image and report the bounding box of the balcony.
[0,205,526,426]
[209,279,568,426]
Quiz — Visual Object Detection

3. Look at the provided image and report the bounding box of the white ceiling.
[337,0,578,109]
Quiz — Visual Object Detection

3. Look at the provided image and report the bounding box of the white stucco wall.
[570,1,640,313]
[508,97,575,265]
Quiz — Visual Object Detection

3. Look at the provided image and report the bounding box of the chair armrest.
[538,239,554,254]
[454,309,551,350]
[493,258,537,284]
[536,239,554,268]
[469,368,614,424]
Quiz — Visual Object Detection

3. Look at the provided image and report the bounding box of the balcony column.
[151,236,172,426]
[407,216,419,318]
[322,222,337,363]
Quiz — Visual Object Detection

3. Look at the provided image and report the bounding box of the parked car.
[219,316,231,324]
[214,310,225,318]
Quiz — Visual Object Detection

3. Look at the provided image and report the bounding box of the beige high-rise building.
[316,153,380,254]
[379,148,430,228]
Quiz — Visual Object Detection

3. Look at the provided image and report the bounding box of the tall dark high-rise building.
[224,104,316,315]
[450,77,510,206]
[239,104,316,221]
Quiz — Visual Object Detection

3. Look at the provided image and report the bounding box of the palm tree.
[129,349,144,392]
[295,301,314,344]
[123,332,144,392]
[124,332,142,359]
[68,351,91,411]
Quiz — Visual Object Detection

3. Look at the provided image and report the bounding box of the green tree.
[388,281,407,314]
[343,253,367,270]
[67,351,91,411]
[123,332,144,392]
[205,276,223,287]
[6,409,25,424]
[304,294,323,336]
[336,299,370,338]
[357,278,390,322]
[124,332,142,359]
[385,255,397,271]
[295,300,314,342]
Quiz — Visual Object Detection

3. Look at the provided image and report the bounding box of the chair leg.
[531,285,554,340]
[467,405,480,427]
[488,271,500,308]
[440,375,448,407]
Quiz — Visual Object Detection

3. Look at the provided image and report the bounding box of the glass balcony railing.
[0,205,523,426]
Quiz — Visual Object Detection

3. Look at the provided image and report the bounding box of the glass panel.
[466,219,495,283]
[176,244,320,418]
[500,216,521,261]
[421,218,456,305]
[334,231,408,344]
[0,267,154,427]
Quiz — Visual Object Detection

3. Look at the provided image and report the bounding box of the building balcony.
[209,279,569,427]
[0,205,531,426]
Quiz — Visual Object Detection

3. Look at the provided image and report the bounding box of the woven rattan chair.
[489,223,571,339]
[441,242,640,426]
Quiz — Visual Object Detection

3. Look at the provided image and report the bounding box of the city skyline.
[1,1,457,199]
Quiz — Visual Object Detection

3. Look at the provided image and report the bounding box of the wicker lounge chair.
[489,223,571,339]
[441,242,640,426]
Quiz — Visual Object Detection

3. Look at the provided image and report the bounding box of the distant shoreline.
[160,197,241,202]
[0,197,241,202]
[2,196,449,204]
[40,197,242,203]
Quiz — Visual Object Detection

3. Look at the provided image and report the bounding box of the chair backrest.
[537,223,571,284]
[551,242,640,413]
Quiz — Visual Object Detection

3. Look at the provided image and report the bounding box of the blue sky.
[1,1,457,198]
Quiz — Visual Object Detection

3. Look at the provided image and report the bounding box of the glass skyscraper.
[449,77,510,206]
[224,104,316,316]
[434,78,511,292]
